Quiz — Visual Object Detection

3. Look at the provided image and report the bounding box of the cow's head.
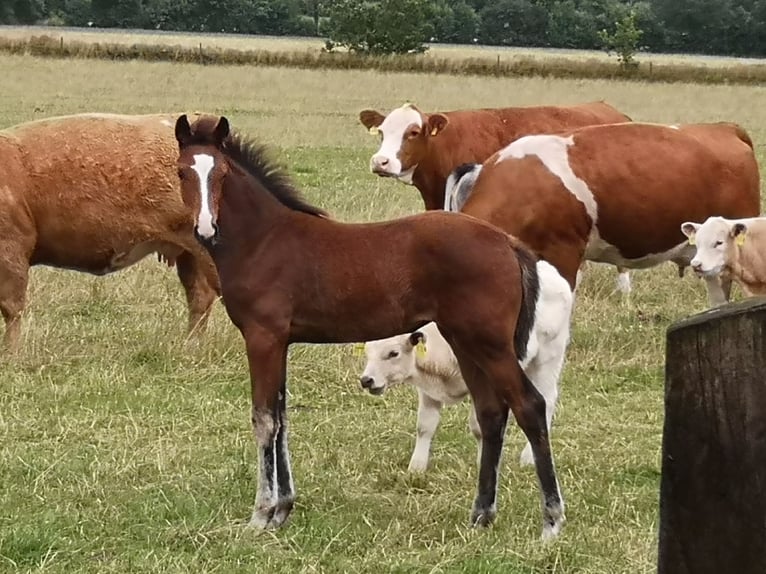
[359,103,449,184]
[682,217,746,277]
[359,330,426,395]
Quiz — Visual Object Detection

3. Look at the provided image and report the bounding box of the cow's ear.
[731,222,748,244]
[408,331,426,347]
[175,114,192,146]
[426,113,449,137]
[681,222,700,238]
[359,110,386,135]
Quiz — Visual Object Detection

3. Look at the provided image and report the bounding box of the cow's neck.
[412,164,446,211]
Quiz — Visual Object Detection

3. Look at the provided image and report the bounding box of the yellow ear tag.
[368,126,379,136]
[353,343,365,356]
[688,234,696,246]
[415,341,427,359]
[430,127,438,136]
[736,232,746,246]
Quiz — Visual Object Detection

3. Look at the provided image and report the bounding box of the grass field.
[1,51,766,573]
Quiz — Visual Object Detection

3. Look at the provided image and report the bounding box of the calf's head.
[359,331,426,395]
[359,103,448,184]
[682,217,746,277]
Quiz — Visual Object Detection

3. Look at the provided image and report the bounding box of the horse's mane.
[184,115,327,218]
[222,132,327,218]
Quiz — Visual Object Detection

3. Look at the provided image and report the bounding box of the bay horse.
[0,113,221,351]
[173,114,566,539]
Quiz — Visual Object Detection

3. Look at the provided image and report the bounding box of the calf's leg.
[409,390,443,472]
[0,248,30,352]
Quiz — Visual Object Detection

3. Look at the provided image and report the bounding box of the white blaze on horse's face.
[191,153,217,240]
[370,105,423,183]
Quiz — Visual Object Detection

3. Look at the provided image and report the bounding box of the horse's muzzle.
[194,224,219,247]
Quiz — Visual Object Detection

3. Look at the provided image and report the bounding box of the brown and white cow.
[359,101,630,211]
[681,216,766,302]
[358,101,632,289]
[446,122,760,305]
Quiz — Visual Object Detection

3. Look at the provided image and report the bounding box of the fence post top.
[667,296,766,337]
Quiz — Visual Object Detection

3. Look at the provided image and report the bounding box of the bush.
[325,0,433,55]
[599,11,644,68]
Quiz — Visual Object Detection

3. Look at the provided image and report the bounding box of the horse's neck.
[221,171,289,239]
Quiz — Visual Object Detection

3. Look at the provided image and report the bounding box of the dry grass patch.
[0,54,765,573]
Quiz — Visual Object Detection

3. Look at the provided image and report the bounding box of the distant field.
[3,24,766,69]
[1,52,765,573]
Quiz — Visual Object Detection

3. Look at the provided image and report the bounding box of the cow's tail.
[444,163,482,212]
[511,242,541,363]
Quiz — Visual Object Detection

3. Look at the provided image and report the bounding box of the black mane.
[222,132,327,218]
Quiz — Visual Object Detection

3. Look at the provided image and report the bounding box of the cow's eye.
[714,240,723,247]
[386,350,399,359]
[407,129,420,139]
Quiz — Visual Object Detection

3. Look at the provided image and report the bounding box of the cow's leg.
[615,266,631,295]
[176,250,220,336]
[409,390,442,472]
[245,328,292,529]
[721,276,733,302]
[0,245,31,353]
[704,275,728,307]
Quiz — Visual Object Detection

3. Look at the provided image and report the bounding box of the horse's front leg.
[244,330,292,530]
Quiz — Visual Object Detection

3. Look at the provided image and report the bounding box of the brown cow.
[358,101,630,211]
[0,112,221,350]
[446,122,760,306]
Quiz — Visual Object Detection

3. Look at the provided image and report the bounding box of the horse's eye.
[386,350,399,359]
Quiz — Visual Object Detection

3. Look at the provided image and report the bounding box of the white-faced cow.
[446,122,760,306]
[682,216,766,303]
[360,260,573,472]
[358,101,634,292]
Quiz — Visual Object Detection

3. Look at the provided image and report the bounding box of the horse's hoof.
[248,506,277,530]
[541,510,566,542]
[270,497,295,528]
[470,504,496,528]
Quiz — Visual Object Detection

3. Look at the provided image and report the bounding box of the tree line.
[3,0,766,58]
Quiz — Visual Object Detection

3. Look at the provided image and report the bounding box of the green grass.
[1,53,765,573]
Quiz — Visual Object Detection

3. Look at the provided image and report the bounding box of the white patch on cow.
[495,135,598,222]
[669,124,680,130]
[160,119,174,127]
[586,229,696,270]
[369,105,423,182]
[191,154,216,239]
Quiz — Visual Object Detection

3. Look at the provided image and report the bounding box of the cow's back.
[3,113,204,269]
[418,102,629,209]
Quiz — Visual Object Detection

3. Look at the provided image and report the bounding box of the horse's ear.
[175,114,192,146]
[214,116,230,146]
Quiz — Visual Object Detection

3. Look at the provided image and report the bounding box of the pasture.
[1,49,766,573]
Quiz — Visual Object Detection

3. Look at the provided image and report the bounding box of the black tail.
[513,246,540,362]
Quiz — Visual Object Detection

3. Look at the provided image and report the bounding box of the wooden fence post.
[658,297,766,574]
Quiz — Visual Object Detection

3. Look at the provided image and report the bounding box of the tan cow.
[682,216,766,302]
[358,101,633,290]
[446,122,760,305]
[0,112,221,350]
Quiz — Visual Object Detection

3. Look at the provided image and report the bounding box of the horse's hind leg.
[0,249,30,352]
[176,250,220,335]
[490,358,565,540]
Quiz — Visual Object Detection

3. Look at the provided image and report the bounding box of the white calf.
[360,260,573,472]
[682,216,766,302]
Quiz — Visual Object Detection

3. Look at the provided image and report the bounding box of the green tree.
[598,10,644,67]
[477,0,549,46]
[431,0,479,43]
[325,0,433,54]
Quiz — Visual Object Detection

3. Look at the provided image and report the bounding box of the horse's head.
[174,114,231,246]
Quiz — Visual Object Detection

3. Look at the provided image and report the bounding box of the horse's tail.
[444,163,482,212]
[510,242,541,363]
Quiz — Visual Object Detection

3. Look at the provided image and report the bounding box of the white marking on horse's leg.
[615,268,632,294]
[704,275,728,307]
[409,390,442,472]
[467,403,482,468]
[191,154,216,239]
[249,408,279,529]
